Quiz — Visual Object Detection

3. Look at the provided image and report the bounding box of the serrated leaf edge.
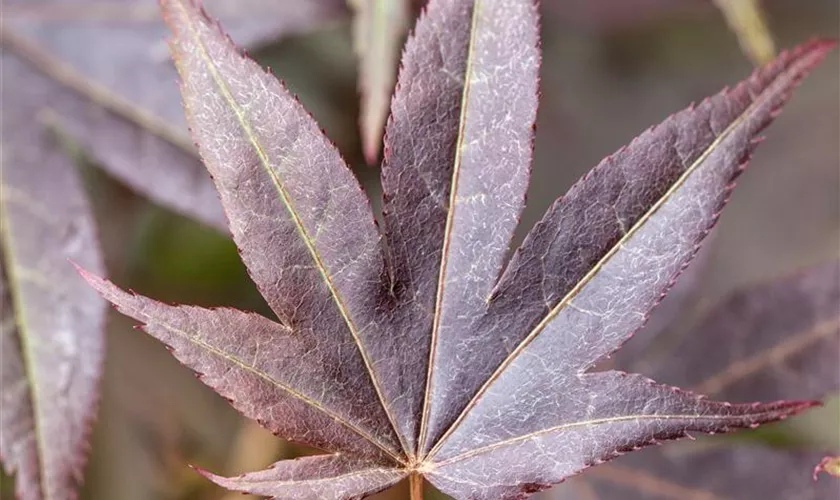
[425,41,831,461]
[76,267,404,465]
[418,0,481,458]
[427,400,815,469]
[165,0,409,460]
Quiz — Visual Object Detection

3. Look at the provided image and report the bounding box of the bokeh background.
[2,0,838,499]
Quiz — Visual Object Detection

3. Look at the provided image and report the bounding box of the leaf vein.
[0,191,51,499]
[220,466,403,487]
[418,0,482,456]
[173,0,408,458]
[429,75,774,459]
[123,298,404,464]
[433,412,776,467]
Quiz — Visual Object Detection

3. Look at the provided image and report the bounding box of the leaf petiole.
[410,473,424,500]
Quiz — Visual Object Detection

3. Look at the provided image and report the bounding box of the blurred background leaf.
[713,0,776,65]
[348,0,412,163]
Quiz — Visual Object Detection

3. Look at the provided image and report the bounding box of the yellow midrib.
[417,0,483,457]
[118,294,404,465]
[171,0,407,459]
[431,409,795,468]
[427,56,788,460]
[215,465,404,487]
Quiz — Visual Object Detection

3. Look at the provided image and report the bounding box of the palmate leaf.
[0,0,346,231]
[559,261,840,499]
[81,0,835,498]
[0,53,106,499]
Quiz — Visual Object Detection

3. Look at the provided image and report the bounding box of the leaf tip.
[73,262,103,290]
[191,466,244,492]
[780,38,837,72]
[770,399,822,420]
[74,265,139,315]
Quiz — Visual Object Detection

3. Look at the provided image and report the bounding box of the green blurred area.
[5,1,835,499]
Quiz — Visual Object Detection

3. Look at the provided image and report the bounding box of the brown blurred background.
[4,0,835,499]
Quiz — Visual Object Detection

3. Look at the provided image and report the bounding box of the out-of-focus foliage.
[349,0,412,163]
[0,55,106,500]
[0,0,347,231]
[714,0,776,65]
[551,261,839,499]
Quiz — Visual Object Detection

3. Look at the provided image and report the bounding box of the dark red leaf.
[198,454,405,499]
[423,37,836,469]
[79,0,835,497]
[608,240,714,371]
[381,0,540,455]
[80,269,401,462]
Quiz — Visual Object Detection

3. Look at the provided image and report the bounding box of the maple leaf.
[606,240,713,369]
[0,54,106,500]
[0,0,346,232]
[560,260,840,499]
[80,0,835,498]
